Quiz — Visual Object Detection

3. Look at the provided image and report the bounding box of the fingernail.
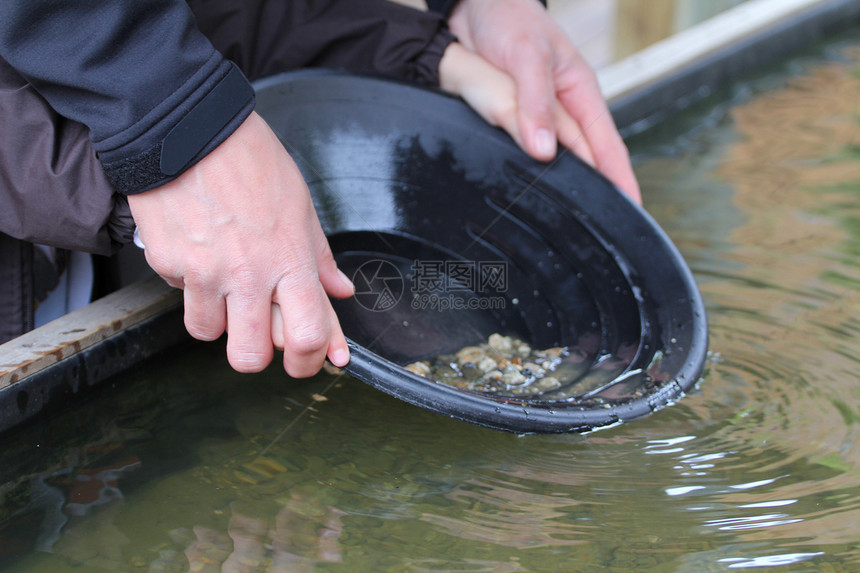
[337,269,355,293]
[331,347,350,367]
[535,129,556,158]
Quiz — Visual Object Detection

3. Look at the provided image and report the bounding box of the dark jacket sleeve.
[0,57,132,255]
[426,0,460,14]
[0,0,458,257]
[189,0,455,86]
[0,0,255,196]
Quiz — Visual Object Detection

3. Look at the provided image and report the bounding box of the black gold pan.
[254,70,708,434]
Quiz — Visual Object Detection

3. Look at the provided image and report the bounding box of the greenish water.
[2,32,860,573]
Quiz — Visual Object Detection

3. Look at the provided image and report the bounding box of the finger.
[271,303,284,350]
[183,287,227,341]
[224,287,275,373]
[309,226,350,367]
[506,42,558,161]
[140,245,185,289]
[596,135,642,205]
[585,119,642,204]
[554,102,596,168]
[313,229,354,299]
[274,276,332,378]
[557,68,642,203]
[325,306,350,368]
[439,42,525,150]
[274,295,349,370]
[493,106,525,151]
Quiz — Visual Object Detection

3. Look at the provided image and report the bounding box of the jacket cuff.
[99,61,255,195]
[410,28,457,87]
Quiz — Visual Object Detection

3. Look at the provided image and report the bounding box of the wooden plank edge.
[600,0,860,134]
[599,0,833,102]
[0,275,181,389]
[0,304,191,436]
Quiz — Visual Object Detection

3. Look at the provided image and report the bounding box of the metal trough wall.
[1,0,858,434]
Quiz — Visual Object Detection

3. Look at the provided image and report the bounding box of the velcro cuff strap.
[160,64,254,176]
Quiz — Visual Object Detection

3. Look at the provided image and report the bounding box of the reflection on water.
[2,31,860,573]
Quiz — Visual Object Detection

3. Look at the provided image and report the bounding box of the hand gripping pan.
[254,70,708,434]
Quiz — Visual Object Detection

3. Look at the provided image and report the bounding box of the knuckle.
[162,276,184,289]
[278,262,319,294]
[286,322,329,356]
[182,266,218,291]
[143,249,180,280]
[225,259,262,288]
